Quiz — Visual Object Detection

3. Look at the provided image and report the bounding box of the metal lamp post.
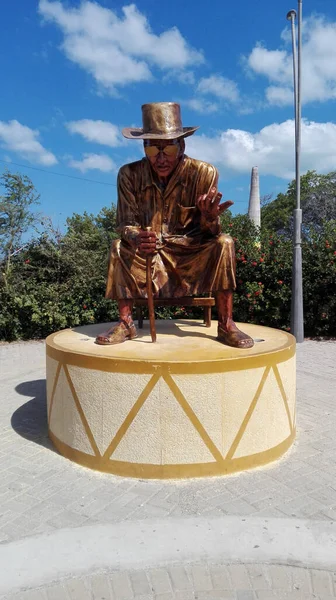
[287,1,304,343]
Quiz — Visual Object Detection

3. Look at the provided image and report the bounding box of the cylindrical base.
[46,320,296,479]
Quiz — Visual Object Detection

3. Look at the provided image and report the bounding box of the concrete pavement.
[0,338,336,598]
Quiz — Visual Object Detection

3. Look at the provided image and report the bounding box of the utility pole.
[287,0,304,342]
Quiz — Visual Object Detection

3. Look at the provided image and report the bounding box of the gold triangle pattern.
[103,371,162,460]
[272,364,294,434]
[48,361,62,422]
[62,364,100,457]
[48,358,294,467]
[224,366,271,461]
[49,366,95,456]
[162,373,224,464]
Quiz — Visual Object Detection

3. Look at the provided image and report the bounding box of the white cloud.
[247,46,291,85]
[163,69,196,86]
[265,86,293,106]
[184,99,219,114]
[68,153,116,173]
[176,70,196,85]
[66,119,122,147]
[197,75,240,103]
[0,120,57,166]
[38,0,203,93]
[185,75,241,115]
[186,119,336,179]
[246,16,336,105]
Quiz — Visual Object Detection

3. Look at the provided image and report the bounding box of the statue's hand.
[197,187,233,221]
[137,230,157,255]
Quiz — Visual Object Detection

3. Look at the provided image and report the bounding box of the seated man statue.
[96,102,253,349]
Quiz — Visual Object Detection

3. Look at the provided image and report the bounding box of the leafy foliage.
[0,170,40,290]
[261,170,336,236]
[0,170,335,340]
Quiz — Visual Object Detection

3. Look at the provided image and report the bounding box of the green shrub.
[1,192,335,340]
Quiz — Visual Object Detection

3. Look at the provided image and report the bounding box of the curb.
[1,516,336,594]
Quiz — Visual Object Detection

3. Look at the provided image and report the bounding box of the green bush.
[1,213,335,340]
[1,170,335,340]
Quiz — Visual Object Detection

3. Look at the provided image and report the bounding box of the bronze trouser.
[106,234,236,300]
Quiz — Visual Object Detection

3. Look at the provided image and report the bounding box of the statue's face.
[144,138,184,179]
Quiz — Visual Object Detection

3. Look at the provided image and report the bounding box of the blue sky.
[1,0,336,229]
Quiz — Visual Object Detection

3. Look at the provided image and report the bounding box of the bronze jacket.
[116,155,221,241]
[104,155,236,300]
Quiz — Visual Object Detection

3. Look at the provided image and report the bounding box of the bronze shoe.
[95,320,137,345]
[217,323,254,349]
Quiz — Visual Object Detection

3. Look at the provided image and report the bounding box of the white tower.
[248,166,261,227]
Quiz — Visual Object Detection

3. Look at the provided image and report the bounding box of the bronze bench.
[134,296,215,329]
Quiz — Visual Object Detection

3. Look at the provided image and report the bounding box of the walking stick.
[145,227,157,343]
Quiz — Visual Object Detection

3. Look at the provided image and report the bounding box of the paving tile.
[1,340,336,600]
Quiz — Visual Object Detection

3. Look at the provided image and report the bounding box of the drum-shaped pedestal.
[46,320,296,479]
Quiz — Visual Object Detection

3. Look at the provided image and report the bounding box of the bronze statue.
[96,102,253,349]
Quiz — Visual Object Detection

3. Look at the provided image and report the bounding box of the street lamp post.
[287,0,304,343]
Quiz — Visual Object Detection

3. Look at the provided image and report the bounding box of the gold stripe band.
[49,429,296,479]
[46,335,295,375]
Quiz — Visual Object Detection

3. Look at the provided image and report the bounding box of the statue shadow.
[136,319,218,342]
[12,379,57,453]
[76,319,218,344]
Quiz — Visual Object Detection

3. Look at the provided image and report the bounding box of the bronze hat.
[122,102,199,140]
